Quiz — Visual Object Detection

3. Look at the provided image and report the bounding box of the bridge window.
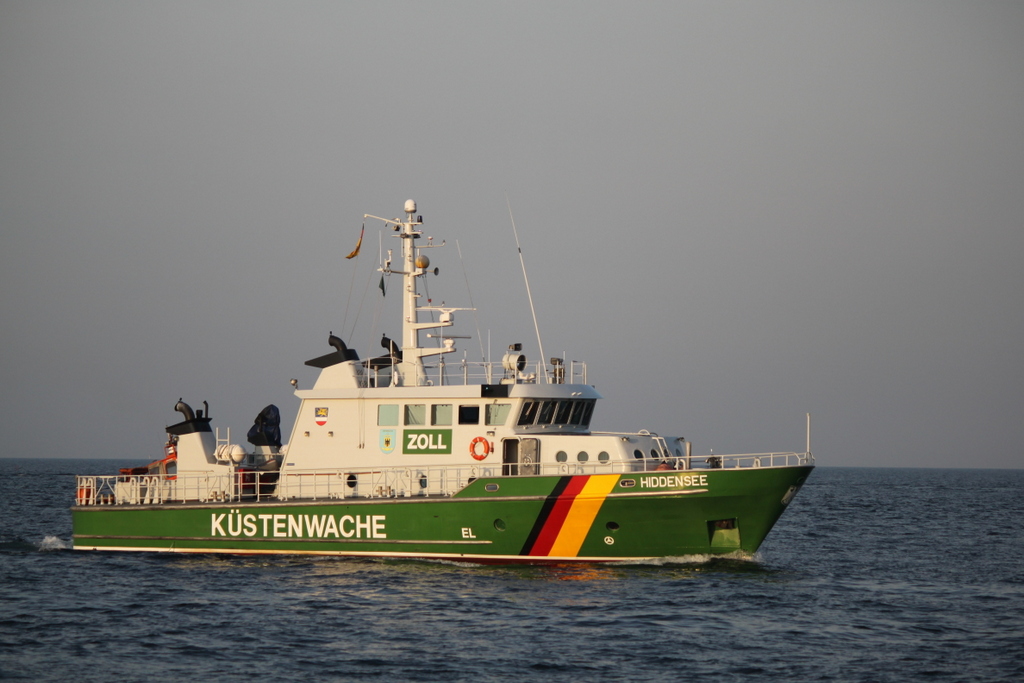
[431,404,452,426]
[486,404,511,426]
[580,400,595,426]
[555,400,573,424]
[537,401,556,424]
[404,404,426,426]
[377,404,399,426]
[517,401,538,426]
[458,405,480,425]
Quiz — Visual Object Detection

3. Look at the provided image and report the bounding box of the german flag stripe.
[519,476,573,555]
[547,475,620,557]
[528,476,591,556]
[521,475,620,558]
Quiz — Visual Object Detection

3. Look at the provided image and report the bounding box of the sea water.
[0,459,1021,682]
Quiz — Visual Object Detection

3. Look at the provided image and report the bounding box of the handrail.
[73,451,812,507]
[363,358,588,388]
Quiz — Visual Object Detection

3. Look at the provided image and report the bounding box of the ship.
[72,199,814,563]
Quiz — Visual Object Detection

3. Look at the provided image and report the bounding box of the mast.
[400,199,421,354]
[365,200,465,386]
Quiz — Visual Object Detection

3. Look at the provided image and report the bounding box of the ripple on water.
[1,464,1023,682]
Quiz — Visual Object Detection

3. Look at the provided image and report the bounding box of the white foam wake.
[39,536,68,551]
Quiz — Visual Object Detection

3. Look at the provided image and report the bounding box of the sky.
[1,1,1022,468]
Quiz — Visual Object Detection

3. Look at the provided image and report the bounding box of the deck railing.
[363,358,588,387]
[73,451,812,507]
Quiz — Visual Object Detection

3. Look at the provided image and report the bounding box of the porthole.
[606,521,620,531]
[598,451,610,462]
[494,519,506,531]
[555,451,568,462]
[650,448,659,459]
[633,449,644,459]
[577,451,589,462]
[346,474,357,488]
[484,483,499,492]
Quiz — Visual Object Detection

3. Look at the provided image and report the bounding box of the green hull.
[73,467,812,563]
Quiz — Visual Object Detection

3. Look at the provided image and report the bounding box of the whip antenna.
[506,193,548,382]
[456,240,487,362]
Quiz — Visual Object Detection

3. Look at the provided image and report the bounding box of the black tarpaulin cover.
[247,404,282,448]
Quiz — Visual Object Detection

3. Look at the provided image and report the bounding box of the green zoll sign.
[403,429,452,454]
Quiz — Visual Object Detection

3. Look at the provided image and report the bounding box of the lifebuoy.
[76,485,93,504]
[469,437,491,461]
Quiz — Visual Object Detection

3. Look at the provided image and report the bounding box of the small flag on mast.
[345,224,364,259]
[378,274,386,296]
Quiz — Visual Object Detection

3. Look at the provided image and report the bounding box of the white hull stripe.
[73,545,661,563]
[74,535,491,545]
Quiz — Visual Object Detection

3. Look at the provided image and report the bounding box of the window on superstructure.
[517,401,539,426]
[580,400,595,426]
[486,404,511,426]
[537,401,556,425]
[377,404,399,426]
[569,400,587,425]
[554,400,573,424]
[431,404,452,426]
[404,404,426,426]
[458,405,480,425]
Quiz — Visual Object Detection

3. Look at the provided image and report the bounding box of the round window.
[598,451,610,462]
[577,451,589,462]
[633,449,644,459]
[555,451,568,463]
